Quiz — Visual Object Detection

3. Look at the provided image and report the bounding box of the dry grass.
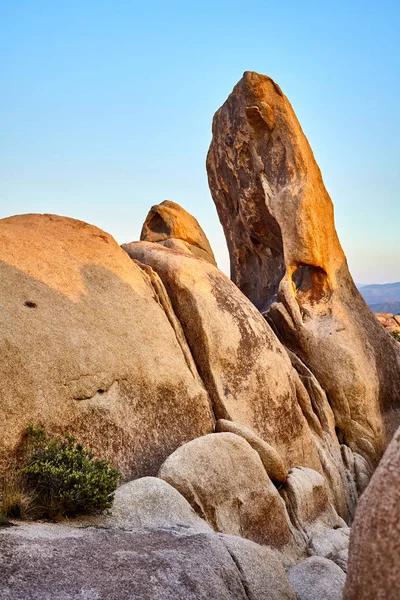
[0,473,33,519]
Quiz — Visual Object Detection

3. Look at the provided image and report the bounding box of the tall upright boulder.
[0,214,214,481]
[207,71,400,465]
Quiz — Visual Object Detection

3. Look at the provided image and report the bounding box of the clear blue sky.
[1,0,399,283]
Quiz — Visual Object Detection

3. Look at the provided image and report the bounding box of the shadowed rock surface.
[0,521,297,600]
[344,426,400,600]
[207,70,400,466]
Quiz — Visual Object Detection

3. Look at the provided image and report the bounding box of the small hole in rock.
[97,389,105,394]
[292,264,331,306]
[24,301,37,309]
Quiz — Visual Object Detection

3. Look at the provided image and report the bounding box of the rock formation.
[1,71,399,599]
[123,236,363,521]
[375,312,400,336]
[123,240,321,474]
[141,199,217,265]
[344,426,400,600]
[0,481,299,600]
[0,213,214,481]
[158,432,299,552]
[207,70,400,468]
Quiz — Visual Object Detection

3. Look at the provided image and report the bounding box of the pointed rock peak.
[207,70,345,310]
[207,71,400,466]
[140,200,216,265]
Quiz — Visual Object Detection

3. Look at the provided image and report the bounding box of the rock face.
[215,419,288,483]
[220,535,297,600]
[141,199,217,265]
[0,521,298,600]
[0,213,214,481]
[288,556,346,600]
[280,467,345,538]
[344,427,400,600]
[123,239,322,476]
[158,432,297,550]
[207,70,400,465]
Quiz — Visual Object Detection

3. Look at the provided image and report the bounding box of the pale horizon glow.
[1,1,399,284]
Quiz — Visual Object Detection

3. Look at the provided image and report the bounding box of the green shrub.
[391,331,400,342]
[19,426,120,519]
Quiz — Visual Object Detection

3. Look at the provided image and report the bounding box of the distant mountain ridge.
[359,282,400,314]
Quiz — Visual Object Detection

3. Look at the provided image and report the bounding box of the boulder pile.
[375,312,400,336]
[1,72,400,599]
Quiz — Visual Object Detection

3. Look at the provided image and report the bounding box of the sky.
[1,0,399,284]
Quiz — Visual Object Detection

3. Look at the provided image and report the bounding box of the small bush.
[18,426,120,519]
[391,331,400,343]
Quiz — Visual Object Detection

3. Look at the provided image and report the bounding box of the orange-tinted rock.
[375,312,400,336]
[207,71,400,465]
[141,200,217,265]
[0,214,214,481]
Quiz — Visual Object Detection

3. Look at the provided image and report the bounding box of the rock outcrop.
[124,217,363,522]
[375,312,400,336]
[207,70,400,467]
[141,199,217,265]
[0,213,214,481]
[158,432,298,551]
[0,519,299,600]
[122,239,323,477]
[344,426,400,600]
[1,71,398,600]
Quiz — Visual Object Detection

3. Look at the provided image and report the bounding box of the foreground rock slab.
[0,522,296,600]
[288,556,345,600]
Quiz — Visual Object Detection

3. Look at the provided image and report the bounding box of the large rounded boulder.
[0,213,214,480]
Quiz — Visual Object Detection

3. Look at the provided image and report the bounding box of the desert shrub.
[391,331,400,343]
[18,426,120,519]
